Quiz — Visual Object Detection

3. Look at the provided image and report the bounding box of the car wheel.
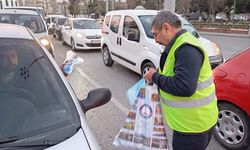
[71,39,76,51]
[214,102,250,150]
[102,46,114,67]
[141,62,155,77]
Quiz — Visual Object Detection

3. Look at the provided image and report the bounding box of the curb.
[199,31,250,38]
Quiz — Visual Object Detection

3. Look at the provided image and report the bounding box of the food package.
[113,79,168,150]
[62,50,83,75]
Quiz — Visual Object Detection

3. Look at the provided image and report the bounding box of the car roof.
[0,9,39,15]
[106,9,184,18]
[70,18,95,21]
[106,9,158,16]
[5,6,43,9]
[0,24,33,39]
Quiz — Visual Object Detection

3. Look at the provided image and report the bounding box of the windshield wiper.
[0,136,18,144]
[0,138,55,149]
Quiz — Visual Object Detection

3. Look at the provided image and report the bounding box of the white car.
[0,24,111,150]
[101,10,224,75]
[0,9,54,57]
[61,18,102,50]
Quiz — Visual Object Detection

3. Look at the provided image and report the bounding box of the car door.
[108,15,123,62]
[120,15,142,69]
[62,19,71,44]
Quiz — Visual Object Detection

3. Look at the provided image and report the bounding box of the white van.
[101,10,224,75]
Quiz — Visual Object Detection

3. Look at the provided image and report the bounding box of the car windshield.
[138,15,200,39]
[58,18,67,25]
[73,20,100,29]
[0,38,79,144]
[0,14,45,33]
[178,16,200,38]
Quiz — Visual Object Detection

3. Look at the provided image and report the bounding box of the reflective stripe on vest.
[196,77,213,91]
[161,91,216,108]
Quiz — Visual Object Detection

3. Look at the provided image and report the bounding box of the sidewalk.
[199,31,250,38]
[197,27,250,38]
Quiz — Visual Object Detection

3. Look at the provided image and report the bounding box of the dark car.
[53,16,68,40]
[0,24,111,149]
[213,47,250,150]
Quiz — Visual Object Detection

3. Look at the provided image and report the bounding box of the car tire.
[214,102,250,150]
[141,61,155,77]
[102,46,114,67]
[71,39,76,51]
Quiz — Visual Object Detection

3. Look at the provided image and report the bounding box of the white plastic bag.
[62,50,83,75]
[113,79,168,150]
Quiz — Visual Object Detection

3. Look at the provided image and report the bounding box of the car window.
[104,15,110,26]
[138,15,154,39]
[138,15,200,39]
[58,18,67,25]
[73,19,100,29]
[110,15,121,33]
[123,16,140,41]
[178,16,200,38]
[0,14,45,33]
[0,38,79,141]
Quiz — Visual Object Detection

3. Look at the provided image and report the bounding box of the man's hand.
[143,68,156,83]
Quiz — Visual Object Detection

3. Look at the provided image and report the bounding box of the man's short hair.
[151,10,181,30]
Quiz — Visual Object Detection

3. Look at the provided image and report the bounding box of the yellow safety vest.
[159,32,218,133]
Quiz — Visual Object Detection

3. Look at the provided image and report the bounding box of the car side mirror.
[127,32,139,42]
[79,88,111,113]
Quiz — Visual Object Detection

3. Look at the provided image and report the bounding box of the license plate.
[91,40,101,44]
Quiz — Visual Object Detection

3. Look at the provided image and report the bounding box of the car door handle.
[119,37,122,45]
[117,37,119,45]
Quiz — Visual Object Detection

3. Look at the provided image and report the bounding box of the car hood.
[74,29,102,36]
[147,38,163,56]
[197,37,221,57]
[45,129,90,150]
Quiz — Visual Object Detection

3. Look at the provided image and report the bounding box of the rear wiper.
[0,136,18,144]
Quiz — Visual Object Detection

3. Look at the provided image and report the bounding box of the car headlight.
[39,36,54,56]
[40,38,50,46]
[211,42,221,55]
[76,33,83,39]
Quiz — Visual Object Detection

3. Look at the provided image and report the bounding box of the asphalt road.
[52,34,250,150]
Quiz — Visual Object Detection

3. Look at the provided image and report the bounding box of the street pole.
[164,0,175,13]
[22,0,25,6]
[111,0,114,10]
[106,0,109,12]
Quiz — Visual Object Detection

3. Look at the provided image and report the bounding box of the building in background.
[0,0,18,9]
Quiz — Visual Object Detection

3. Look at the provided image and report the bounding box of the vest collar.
[163,29,187,54]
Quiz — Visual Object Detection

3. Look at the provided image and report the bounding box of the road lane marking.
[55,48,129,115]
[75,67,129,115]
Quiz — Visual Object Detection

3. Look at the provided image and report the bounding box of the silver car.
[0,9,54,57]
[0,24,111,150]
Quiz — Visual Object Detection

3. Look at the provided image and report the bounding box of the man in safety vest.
[144,10,218,150]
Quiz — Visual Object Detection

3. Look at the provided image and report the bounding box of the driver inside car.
[0,46,19,88]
